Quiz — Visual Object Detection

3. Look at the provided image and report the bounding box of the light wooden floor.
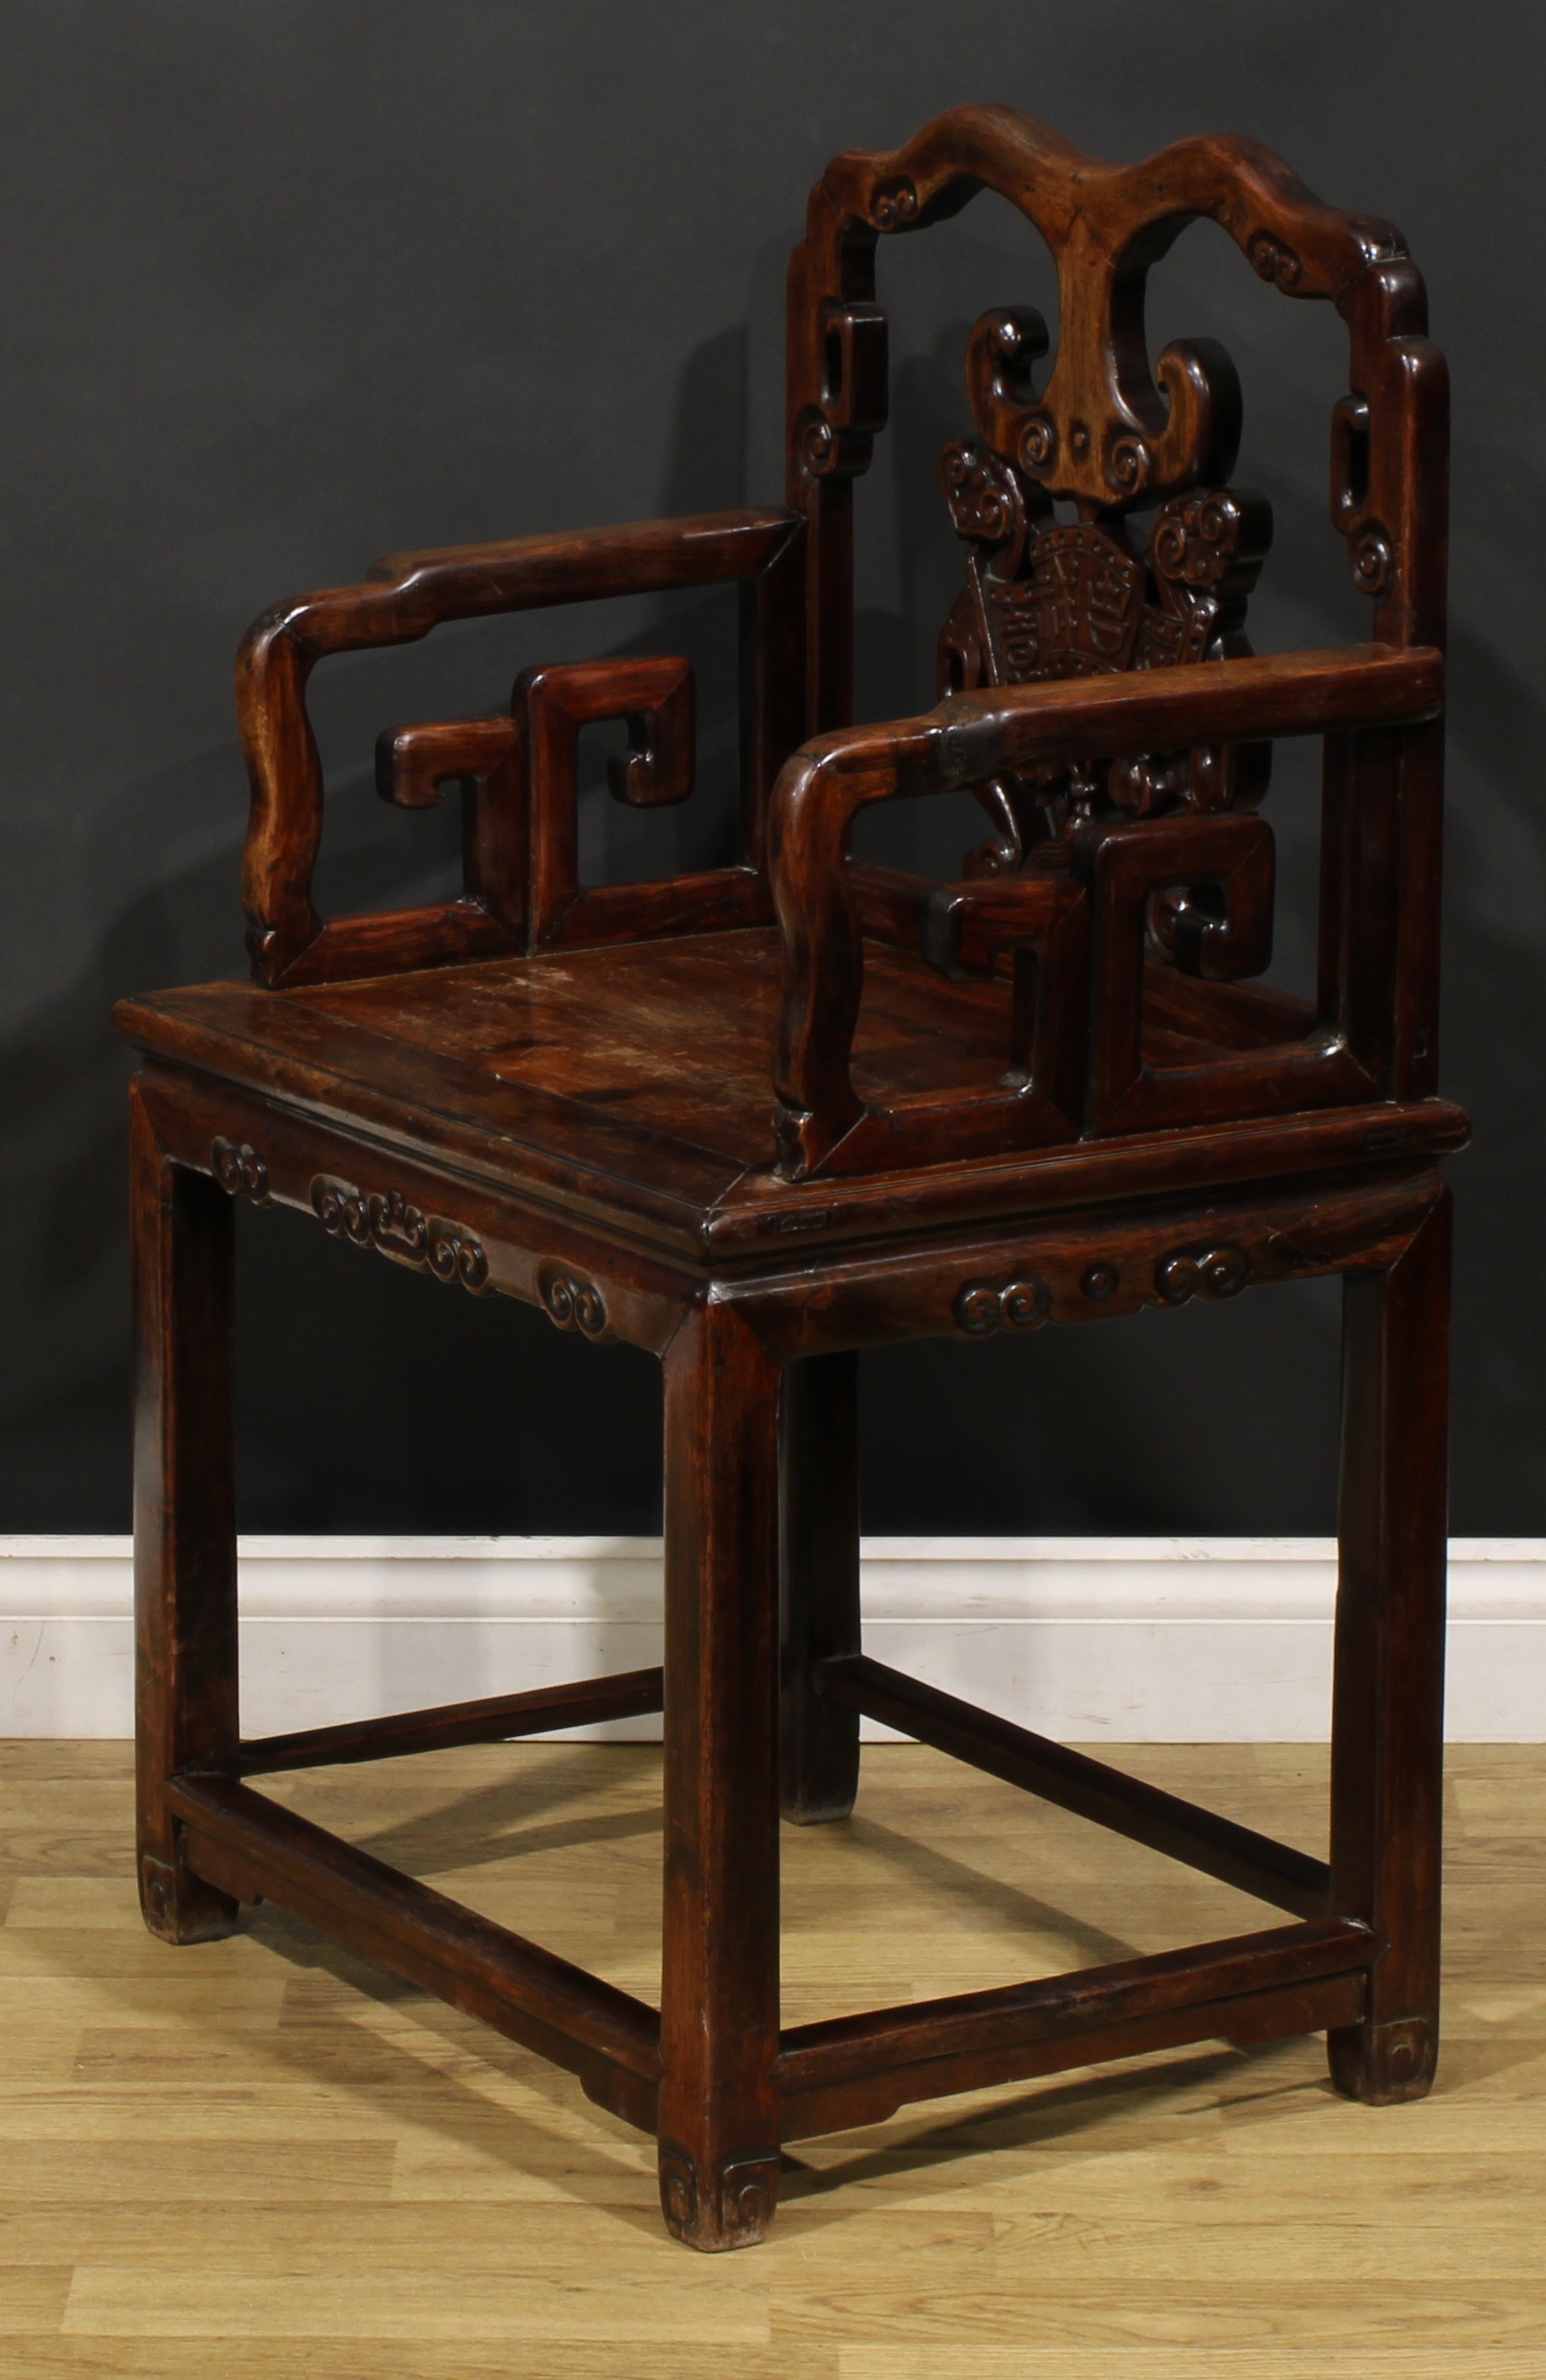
[0,1738,1540,2378]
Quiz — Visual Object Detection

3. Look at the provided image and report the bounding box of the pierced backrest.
[785,105,1446,734]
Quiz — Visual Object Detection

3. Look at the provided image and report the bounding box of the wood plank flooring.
[0,1738,1539,2377]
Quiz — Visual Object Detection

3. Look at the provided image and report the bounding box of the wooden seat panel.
[118,938,1464,1278]
[295,927,1015,1165]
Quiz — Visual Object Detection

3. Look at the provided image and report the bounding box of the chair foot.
[658,2141,781,2251]
[781,1784,858,1827]
[1326,2014,1436,2103]
[139,1846,240,1946]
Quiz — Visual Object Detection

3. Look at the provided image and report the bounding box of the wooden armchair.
[115,106,1464,2250]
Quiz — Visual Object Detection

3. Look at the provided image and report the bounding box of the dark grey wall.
[3,1,1541,1535]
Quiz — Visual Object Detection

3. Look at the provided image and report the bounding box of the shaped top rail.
[814,105,1415,309]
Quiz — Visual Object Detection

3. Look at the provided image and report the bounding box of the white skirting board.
[0,1535,1542,1742]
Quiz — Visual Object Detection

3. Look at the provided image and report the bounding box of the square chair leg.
[130,1082,242,1944]
[1328,1188,1452,2101]
[658,1303,784,2249]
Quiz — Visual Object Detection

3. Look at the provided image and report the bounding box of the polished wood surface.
[0,1739,1537,2375]
[114,106,1463,2244]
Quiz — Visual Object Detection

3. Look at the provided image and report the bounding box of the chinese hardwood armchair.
[116,106,1463,2250]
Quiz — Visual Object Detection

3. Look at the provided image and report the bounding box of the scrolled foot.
[139,1847,240,1945]
[1327,2014,1436,2103]
[658,2140,780,2251]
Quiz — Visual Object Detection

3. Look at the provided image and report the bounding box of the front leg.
[1327,1188,1451,2100]
[658,1303,783,2248]
[130,1080,242,1943]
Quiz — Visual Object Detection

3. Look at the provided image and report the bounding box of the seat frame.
[119,106,1461,2252]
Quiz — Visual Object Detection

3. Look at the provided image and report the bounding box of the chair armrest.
[237,508,800,985]
[767,642,1442,1174]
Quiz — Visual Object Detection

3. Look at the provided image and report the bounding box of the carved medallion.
[1153,1245,1249,1304]
[953,1276,1051,1334]
[212,1138,269,1203]
[539,1267,608,1338]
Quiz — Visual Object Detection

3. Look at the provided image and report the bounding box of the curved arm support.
[237,510,798,985]
[768,642,1441,1175]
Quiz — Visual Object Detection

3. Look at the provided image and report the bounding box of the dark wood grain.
[779,1969,1369,2142]
[777,1918,1373,2097]
[117,105,1460,2248]
[1327,1186,1452,2102]
[130,1079,242,1946]
[658,1301,784,2249]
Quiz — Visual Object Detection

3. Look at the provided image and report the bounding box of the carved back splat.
[937,440,1273,870]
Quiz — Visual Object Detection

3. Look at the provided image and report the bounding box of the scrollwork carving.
[1018,413,1057,473]
[798,301,889,481]
[1349,525,1394,596]
[719,2154,781,2236]
[310,1176,489,1293]
[870,174,919,229]
[939,440,1030,569]
[212,1138,269,1203]
[1248,231,1303,290]
[964,299,1240,513]
[658,2142,698,2238]
[1106,431,1150,497]
[940,462,1270,699]
[935,446,1273,866]
[796,408,836,477]
[657,2142,778,2246]
[1328,391,1395,599]
[1144,486,1274,659]
[953,1276,1051,1334]
[539,1267,608,1338]
[1153,1244,1250,1304]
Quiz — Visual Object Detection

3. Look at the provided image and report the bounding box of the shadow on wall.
[1439,625,1546,1528]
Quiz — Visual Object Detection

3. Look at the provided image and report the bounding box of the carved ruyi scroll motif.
[1153,1244,1250,1304]
[658,2143,698,2239]
[539,1266,608,1338]
[658,2141,780,2248]
[212,1138,269,1203]
[951,1245,1252,1330]
[938,438,1272,870]
[953,1276,1052,1334]
[718,2154,782,2237]
[138,1855,176,1934]
[796,300,889,480]
[964,303,1243,513]
[1330,391,1395,599]
[310,1176,490,1293]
